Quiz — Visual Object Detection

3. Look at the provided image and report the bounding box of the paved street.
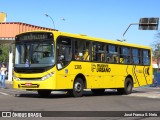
[0,83,160,120]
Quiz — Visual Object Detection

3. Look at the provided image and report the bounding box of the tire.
[117,77,133,95]
[91,89,105,95]
[37,90,51,97]
[72,78,84,97]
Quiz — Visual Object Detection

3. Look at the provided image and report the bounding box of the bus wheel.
[91,89,105,95]
[117,77,133,95]
[37,90,51,97]
[72,78,84,97]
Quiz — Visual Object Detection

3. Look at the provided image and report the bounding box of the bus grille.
[15,69,45,73]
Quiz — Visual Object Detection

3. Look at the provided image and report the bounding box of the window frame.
[92,42,106,62]
[56,36,73,70]
[73,39,91,61]
[56,35,151,67]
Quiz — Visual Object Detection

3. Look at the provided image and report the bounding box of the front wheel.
[37,90,51,97]
[71,78,84,97]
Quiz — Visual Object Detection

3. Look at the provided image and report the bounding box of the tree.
[0,44,9,63]
[152,32,160,69]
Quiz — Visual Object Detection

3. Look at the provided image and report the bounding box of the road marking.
[0,92,9,96]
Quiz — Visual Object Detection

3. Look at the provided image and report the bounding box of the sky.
[0,0,160,46]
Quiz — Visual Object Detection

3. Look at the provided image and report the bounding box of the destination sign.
[17,32,53,41]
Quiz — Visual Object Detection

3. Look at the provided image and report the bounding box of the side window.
[107,45,118,63]
[120,47,130,64]
[92,43,97,61]
[83,41,91,61]
[57,37,72,69]
[74,40,79,60]
[132,48,140,64]
[143,50,150,65]
[92,43,105,62]
[74,40,91,61]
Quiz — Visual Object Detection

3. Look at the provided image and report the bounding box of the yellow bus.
[13,30,152,97]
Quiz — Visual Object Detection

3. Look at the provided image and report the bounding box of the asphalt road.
[0,83,160,120]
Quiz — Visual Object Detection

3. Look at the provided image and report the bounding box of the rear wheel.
[91,89,105,95]
[37,90,51,97]
[117,77,133,95]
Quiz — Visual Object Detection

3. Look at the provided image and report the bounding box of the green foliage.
[0,44,9,62]
[152,32,160,68]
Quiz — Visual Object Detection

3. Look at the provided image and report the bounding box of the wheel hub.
[75,82,82,92]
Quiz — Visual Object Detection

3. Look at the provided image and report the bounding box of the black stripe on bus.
[143,66,148,85]
[133,65,140,86]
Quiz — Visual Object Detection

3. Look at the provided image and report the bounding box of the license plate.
[25,83,32,86]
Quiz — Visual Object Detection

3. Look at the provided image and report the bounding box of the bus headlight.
[13,75,20,81]
[41,72,54,80]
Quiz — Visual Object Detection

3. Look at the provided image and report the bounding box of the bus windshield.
[15,41,54,68]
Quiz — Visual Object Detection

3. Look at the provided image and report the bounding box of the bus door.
[56,37,73,89]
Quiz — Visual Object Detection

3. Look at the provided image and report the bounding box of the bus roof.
[17,30,151,50]
[56,31,151,50]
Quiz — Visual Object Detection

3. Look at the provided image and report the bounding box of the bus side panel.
[55,62,84,89]
[55,62,152,90]
[87,63,126,89]
[144,66,153,85]
[135,66,146,86]
[87,63,113,89]
[55,69,74,89]
[114,65,127,88]
[126,65,152,88]
[126,65,138,87]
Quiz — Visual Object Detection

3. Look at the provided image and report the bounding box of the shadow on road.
[14,90,126,99]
